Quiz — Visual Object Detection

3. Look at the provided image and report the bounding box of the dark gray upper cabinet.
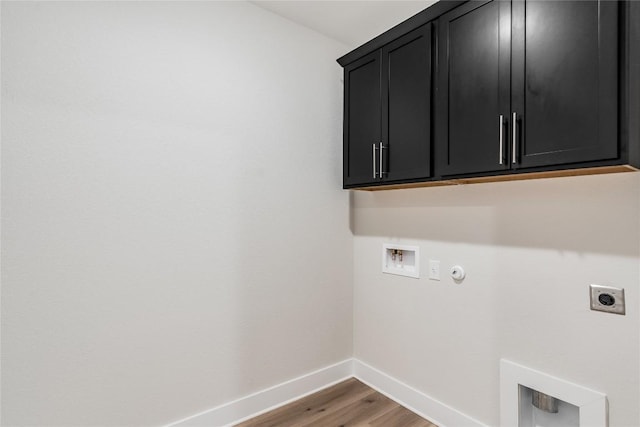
[435,0,511,176]
[338,0,639,189]
[382,24,432,183]
[436,0,619,177]
[512,0,619,168]
[343,51,382,187]
[343,24,432,188]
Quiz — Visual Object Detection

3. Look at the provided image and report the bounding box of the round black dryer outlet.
[598,293,616,306]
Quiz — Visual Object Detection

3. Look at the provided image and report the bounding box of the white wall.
[352,173,640,427]
[0,2,352,425]
[4,2,639,427]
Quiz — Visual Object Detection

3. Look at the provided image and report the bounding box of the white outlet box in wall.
[382,244,419,278]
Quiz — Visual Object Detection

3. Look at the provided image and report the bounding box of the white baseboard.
[167,358,485,427]
[166,359,353,427]
[353,359,487,427]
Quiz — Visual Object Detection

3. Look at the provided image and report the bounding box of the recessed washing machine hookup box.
[382,244,419,279]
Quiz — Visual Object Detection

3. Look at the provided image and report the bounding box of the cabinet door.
[512,1,618,168]
[382,24,432,182]
[343,51,382,187]
[436,0,511,176]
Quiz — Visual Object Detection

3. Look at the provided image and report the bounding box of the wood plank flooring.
[235,378,437,427]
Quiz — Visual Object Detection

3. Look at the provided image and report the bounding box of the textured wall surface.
[1,2,352,425]
[352,173,640,426]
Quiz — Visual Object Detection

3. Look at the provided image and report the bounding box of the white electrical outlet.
[428,260,440,280]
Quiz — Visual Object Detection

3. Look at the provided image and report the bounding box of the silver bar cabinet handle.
[379,142,385,177]
[499,115,504,165]
[512,112,517,164]
[372,143,377,178]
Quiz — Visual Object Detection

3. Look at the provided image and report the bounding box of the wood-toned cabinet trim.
[355,165,639,191]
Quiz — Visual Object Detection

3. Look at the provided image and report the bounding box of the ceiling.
[251,1,437,48]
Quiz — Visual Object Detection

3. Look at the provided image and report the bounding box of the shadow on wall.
[349,172,640,257]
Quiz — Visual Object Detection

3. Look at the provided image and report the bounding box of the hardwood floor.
[234,378,437,427]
